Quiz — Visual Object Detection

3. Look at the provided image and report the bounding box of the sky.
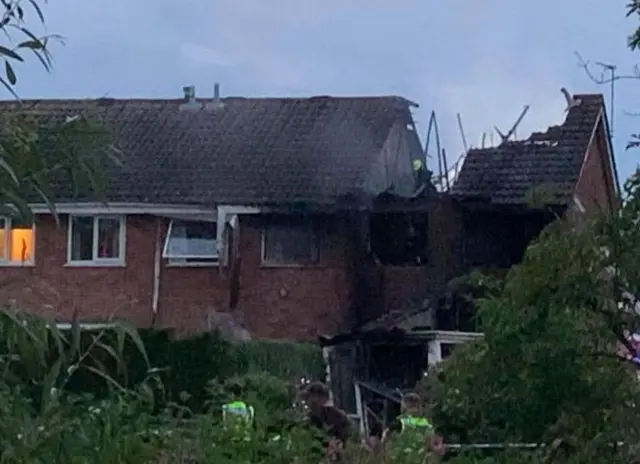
[10,0,640,181]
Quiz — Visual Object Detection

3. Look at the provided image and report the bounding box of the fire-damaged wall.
[364,194,464,321]
[460,208,555,271]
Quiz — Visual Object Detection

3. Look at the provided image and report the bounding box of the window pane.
[0,218,6,259]
[70,216,94,261]
[9,225,34,263]
[166,220,217,258]
[97,218,121,259]
[264,218,319,264]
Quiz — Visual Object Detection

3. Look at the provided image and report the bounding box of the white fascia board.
[29,202,217,216]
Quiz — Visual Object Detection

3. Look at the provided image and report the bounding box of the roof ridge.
[572,93,605,98]
[0,95,411,104]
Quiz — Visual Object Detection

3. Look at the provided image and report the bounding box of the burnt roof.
[451,94,607,205]
[0,96,423,208]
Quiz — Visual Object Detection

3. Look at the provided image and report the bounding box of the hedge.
[64,329,325,412]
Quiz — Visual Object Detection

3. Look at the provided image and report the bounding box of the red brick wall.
[231,216,351,340]
[0,213,354,341]
[574,118,617,215]
[0,207,464,340]
[0,214,155,326]
[154,215,353,340]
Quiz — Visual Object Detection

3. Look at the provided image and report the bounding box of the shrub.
[0,307,542,463]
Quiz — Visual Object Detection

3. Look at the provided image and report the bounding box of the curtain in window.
[97,218,120,259]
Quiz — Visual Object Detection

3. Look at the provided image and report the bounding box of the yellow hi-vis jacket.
[222,400,255,426]
[391,414,435,460]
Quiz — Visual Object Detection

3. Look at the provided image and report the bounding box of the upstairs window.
[370,213,428,266]
[0,218,35,265]
[262,215,320,266]
[67,216,125,265]
[163,220,218,266]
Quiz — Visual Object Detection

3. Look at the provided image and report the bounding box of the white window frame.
[0,217,36,267]
[162,219,219,267]
[426,330,484,367]
[260,217,320,267]
[66,215,126,267]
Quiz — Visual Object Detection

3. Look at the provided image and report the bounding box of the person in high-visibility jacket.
[222,400,255,424]
[221,382,255,428]
[383,392,445,462]
[219,383,255,461]
[412,158,429,190]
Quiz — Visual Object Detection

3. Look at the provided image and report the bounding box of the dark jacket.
[308,405,351,443]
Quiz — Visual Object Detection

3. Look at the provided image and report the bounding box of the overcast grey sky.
[11,0,640,181]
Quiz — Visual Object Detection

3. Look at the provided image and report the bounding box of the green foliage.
[423,172,640,462]
[0,112,122,223]
[628,0,640,50]
[120,331,325,413]
[0,308,356,463]
[58,328,325,421]
[0,0,120,224]
[234,338,325,380]
[0,0,63,98]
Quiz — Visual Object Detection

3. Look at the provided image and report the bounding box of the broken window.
[370,213,428,266]
[262,215,320,265]
[462,211,549,269]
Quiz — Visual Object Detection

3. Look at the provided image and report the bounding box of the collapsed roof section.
[451,93,619,207]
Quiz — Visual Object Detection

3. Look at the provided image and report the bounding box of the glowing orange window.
[0,218,35,265]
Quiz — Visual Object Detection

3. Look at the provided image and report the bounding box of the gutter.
[29,202,217,216]
[151,217,162,322]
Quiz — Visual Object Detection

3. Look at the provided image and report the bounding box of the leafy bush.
[417,174,640,463]
[0,309,354,463]
[58,327,326,417]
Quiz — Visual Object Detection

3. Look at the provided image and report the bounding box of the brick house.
[0,90,620,343]
[450,93,619,266]
[433,93,620,332]
[319,92,621,418]
[0,91,441,340]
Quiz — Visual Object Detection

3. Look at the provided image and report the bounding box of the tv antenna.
[494,105,530,144]
[594,61,616,141]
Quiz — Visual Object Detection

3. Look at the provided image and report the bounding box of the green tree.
[0,0,118,222]
[423,175,640,462]
[628,1,640,50]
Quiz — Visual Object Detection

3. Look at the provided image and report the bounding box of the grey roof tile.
[451,94,605,205]
[0,96,420,207]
